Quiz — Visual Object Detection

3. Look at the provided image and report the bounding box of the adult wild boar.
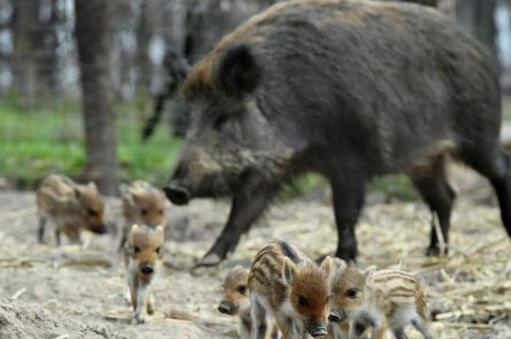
[164,0,511,265]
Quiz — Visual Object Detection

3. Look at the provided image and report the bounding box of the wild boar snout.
[164,162,191,205]
[89,223,108,234]
[139,262,155,276]
[217,301,236,315]
[307,320,328,337]
[328,312,341,323]
[163,184,190,206]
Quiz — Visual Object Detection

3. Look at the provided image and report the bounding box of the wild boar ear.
[215,44,261,99]
[282,258,297,286]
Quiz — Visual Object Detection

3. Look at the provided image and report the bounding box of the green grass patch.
[0,99,181,189]
[0,98,415,200]
[370,175,417,201]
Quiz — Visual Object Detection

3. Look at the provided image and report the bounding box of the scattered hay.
[0,170,510,338]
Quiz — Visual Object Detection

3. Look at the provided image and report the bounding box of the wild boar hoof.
[425,246,448,257]
[197,252,222,267]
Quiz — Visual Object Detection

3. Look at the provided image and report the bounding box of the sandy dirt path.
[0,167,510,338]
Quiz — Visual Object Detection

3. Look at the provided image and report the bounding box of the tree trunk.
[34,0,62,92]
[456,0,497,58]
[10,0,39,103]
[135,0,152,97]
[74,0,118,195]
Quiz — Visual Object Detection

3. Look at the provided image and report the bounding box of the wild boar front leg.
[410,157,455,256]
[199,183,274,266]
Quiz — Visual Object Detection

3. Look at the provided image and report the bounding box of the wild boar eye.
[134,246,140,253]
[237,285,247,294]
[87,208,97,216]
[213,114,229,130]
[346,288,358,299]
[158,209,164,215]
[297,295,308,307]
[156,247,161,254]
[140,209,148,216]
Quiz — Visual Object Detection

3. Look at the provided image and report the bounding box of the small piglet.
[126,224,164,324]
[119,180,167,251]
[328,263,433,339]
[36,174,107,245]
[219,266,280,339]
[218,266,252,338]
[248,241,332,339]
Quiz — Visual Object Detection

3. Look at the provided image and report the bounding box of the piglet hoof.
[132,313,146,325]
[197,252,222,267]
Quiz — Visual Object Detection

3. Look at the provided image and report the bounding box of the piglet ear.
[214,44,261,99]
[320,256,333,278]
[332,257,347,272]
[119,183,130,196]
[74,187,82,200]
[282,258,296,286]
[331,257,348,282]
[88,181,98,192]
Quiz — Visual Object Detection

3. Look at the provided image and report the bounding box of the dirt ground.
[0,166,510,339]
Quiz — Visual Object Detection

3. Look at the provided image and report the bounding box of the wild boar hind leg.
[199,186,274,266]
[409,157,455,256]
[331,175,366,262]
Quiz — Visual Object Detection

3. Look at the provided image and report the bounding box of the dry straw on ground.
[0,166,509,338]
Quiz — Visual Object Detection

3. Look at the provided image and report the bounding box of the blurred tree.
[457,0,497,58]
[74,0,118,195]
[135,0,151,97]
[10,0,39,103]
[34,0,64,92]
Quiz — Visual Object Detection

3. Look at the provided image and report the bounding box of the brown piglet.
[328,264,433,339]
[36,174,107,245]
[126,224,164,324]
[248,241,332,339]
[119,180,167,251]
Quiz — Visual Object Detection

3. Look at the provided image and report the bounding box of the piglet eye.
[140,209,148,216]
[156,247,161,254]
[158,209,164,215]
[134,246,140,254]
[237,285,247,294]
[87,208,97,216]
[297,295,308,307]
[346,288,358,299]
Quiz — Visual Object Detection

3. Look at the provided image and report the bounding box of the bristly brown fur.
[182,0,299,98]
[127,224,164,324]
[249,241,331,338]
[329,266,433,339]
[36,174,105,245]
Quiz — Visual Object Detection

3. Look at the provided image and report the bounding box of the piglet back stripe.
[278,241,302,264]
